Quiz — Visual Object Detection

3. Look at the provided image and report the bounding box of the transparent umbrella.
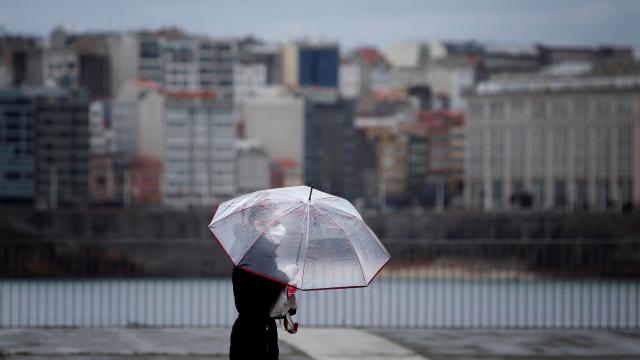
[208,186,390,290]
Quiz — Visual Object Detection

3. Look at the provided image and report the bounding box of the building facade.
[135,31,236,101]
[163,92,235,208]
[283,43,339,88]
[244,87,305,185]
[304,93,357,200]
[465,76,640,211]
[235,139,270,194]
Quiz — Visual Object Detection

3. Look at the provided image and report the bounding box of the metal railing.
[1,239,639,329]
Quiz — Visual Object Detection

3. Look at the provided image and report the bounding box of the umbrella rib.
[300,201,311,289]
[314,205,368,285]
[210,199,300,226]
[236,203,305,266]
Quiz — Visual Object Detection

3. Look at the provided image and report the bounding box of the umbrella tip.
[308,184,314,201]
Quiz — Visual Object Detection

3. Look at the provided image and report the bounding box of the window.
[553,128,568,177]
[469,101,483,121]
[618,123,633,177]
[531,99,546,119]
[510,99,525,116]
[574,127,589,177]
[595,98,612,118]
[551,99,570,119]
[490,101,504,120]
[492,180,503,208]
[554,180,567,207]
[510,127,524,177]
[574,97,589,119]
[532,180,545,208]
[617,96,633,117]
[490,128,504,177]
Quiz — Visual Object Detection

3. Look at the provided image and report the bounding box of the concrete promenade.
[1,327,640,359]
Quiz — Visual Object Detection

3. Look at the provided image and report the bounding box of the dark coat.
[229,266,284,360]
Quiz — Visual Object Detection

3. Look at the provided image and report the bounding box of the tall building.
[283,42,339,88]
[0,89,37,202]
[401,111,465,207]
[233,62,267,105]
[135,30,236,101]
[465,75,640,211]
[88,100,117,204]
[34,88,90,208]
[0,88,90,207]
[44,28,112,99]
[163,92,235,208]
[111,79,165,159]
[0,35,44,87]
[304,92,357,200]
[356,113,410,207]
[244,87,305,185]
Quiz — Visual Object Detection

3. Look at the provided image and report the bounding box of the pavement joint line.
[278,328,429,360]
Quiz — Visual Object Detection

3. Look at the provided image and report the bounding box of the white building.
[339,60,360,99]
[465,75,640,211]
[106,32,139,97]
[163,93,235,208]
[140,33,236,100]
[44,47,79,88]
[235,139,270,194]
[233,62,267,105]
[425,59,476,110]
[244,87,305,185]
[111,79,165,159]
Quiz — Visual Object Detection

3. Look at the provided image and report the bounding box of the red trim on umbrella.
[365,256,392,287]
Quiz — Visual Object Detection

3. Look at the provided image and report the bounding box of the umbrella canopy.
[208,186,390,290]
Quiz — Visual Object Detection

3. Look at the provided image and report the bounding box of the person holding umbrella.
[209,186,390,359]
[228,211,298,359]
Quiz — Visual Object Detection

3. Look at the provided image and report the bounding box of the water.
[1,278,639,328]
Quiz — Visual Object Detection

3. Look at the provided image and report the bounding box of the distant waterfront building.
[163,92,235,208]
[401,111,465,207]
[89,154,117,204]
[88,100,117,204]
[0,88,90,207]
[339,59,360,99]
[235,139,270,194]
[34,88,91,208]
[0,35,44,87]
[135,30,236,101]
[282,42,339,88]
[44,28,112,99]
[129,156,163,205]
[111,79,165,159]
[356,114,410,207]
[304,92,357,200]
[0,89,37,201]
[465,75,640,211]
[340,47,392,110]
[233,62,267,105]
[244,87,305,185]
[237,38,282,85]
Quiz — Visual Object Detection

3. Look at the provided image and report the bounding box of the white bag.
[270,286,297,319]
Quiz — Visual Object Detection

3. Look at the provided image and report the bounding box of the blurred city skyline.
[1,0,640,52]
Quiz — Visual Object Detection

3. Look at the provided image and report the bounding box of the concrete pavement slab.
[0,328,310,359]
[279,328,428,360]
[373,329,640,360]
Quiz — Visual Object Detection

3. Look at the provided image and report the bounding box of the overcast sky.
[1,0,639,53]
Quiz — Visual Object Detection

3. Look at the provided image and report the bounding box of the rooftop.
[473,75,640,95]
